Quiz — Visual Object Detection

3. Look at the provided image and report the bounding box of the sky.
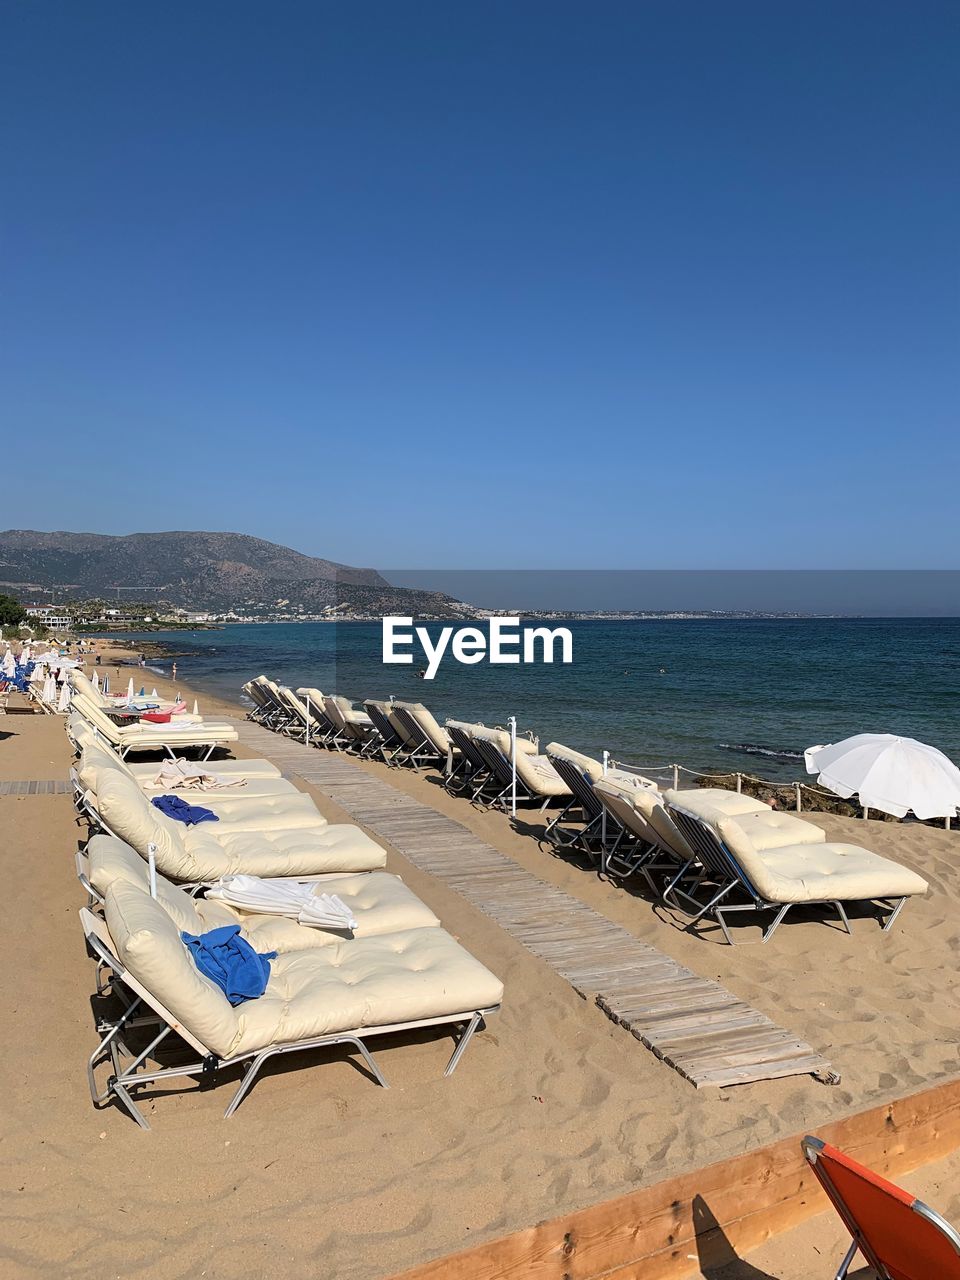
[1,1,957,572]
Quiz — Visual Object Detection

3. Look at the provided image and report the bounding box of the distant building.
[25,606,73,630]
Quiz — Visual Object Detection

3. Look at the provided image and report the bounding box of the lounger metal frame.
[82,908,498,1130]
[468,738,562,814]
[542,754,612,854]
[294,689,341,748]
[668,807,910,944]
[443,725,497,801]
[362,700,407,765]
[802,1135,960,1278]
[387,706,448,772]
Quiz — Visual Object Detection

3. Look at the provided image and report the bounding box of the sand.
[2,640,959,1279]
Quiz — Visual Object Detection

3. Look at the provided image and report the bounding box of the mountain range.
[0,530,471,617]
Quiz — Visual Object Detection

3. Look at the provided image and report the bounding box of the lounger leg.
[760,903,791,943]
[87,998,143,1105]
[835,1238,859,1279]
[224,1050,274,1117]
[833,901,853,934]
[880,896,907,932]
[443,1012,483,1077]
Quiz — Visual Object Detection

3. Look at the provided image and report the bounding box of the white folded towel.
[153,760,246,790]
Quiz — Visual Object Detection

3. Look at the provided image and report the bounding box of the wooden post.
[735,773,742,793]
[795,783,802,812]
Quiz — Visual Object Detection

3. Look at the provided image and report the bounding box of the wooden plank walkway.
[230,721,837,1088]
[0,779,70,795]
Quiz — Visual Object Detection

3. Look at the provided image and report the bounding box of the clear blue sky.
[2,1,957,569]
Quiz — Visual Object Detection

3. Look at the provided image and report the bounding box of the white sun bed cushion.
[81,754,320,826]
[663,787,771,819]
[86,836,439,948]
[515,752,571,798]
[593,779,696,861]
[447,721,538,756]
[78,740,296,799]
[545,742,658,791]
[74,696,239,746]
[665,793,826,851]
[128,758,282,780]
[712,818,930,904]
[96,770,386,880]
[720,809,825,851]
[239,873,441,951]
[104,881,504,1060]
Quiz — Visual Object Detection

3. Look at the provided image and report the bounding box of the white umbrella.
[126,677,135,702]
[42,674,57,706]
[91,670,100,692]
[207,875,358,930]
[805,734,960,820]
[0,650,14,678]
[56,682,71,714]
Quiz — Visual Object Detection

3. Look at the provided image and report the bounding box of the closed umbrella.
[0,650,14,678]
[126,677,135,702]
[805,734,960,820]
[41,674,57,706]
[56,682,71,714]
[207,876,358,930]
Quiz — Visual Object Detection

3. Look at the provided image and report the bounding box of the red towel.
[141,711,172,724]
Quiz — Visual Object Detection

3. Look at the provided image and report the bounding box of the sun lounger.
[71,669,184,716]
[67,714,277,779]
[80,835,441,949]
[241,677,285,726]
[802,1135,960,1278]
[666,798,928,942]
[292,688,341,747]
[388,702,456,772]
[70,695,239,760]
[362,699,408,764]
[74,737,301,804]
[443,721,539,802]
[89,769,387,880]
[322,695,378,754]
[543,743,658,855]
[592,777,700,885]
[77,747,327,830]
[467,725,570,812]
[82,879,503,1127]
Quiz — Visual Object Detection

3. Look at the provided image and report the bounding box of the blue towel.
[181,926,276,1005]
[151,794,219,825]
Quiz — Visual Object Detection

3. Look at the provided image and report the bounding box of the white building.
[25,606,73,630]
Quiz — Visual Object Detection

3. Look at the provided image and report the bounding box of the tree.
[0,594,27,627]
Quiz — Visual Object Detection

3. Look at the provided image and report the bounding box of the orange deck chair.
[802,1135,960,1279]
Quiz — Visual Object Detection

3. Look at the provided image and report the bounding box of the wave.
[717,742,805,761]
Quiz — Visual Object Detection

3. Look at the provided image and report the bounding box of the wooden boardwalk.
[231,721,837,1088]
[0,779,70,795]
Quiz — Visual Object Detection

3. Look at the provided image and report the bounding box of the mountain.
[0,530,472,617]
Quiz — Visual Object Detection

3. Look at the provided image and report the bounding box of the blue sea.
[110,618,960,782]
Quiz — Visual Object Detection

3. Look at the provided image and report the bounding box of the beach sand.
[2,642,959,1278]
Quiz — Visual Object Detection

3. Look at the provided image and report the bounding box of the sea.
[106,617,960,782]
